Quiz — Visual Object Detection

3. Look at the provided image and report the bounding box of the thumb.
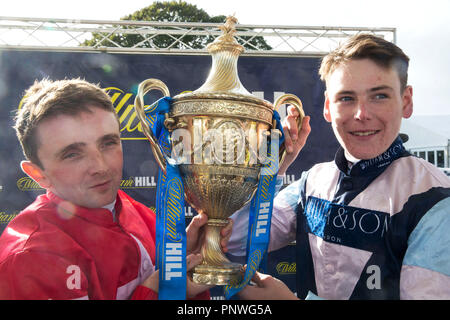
[250,270,265,287]
[186,212,207,236]
[186,253,203,271]
[296,116,311,149]
[242,265,263,287]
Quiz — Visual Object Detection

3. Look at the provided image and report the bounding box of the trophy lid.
[173,16,272,108]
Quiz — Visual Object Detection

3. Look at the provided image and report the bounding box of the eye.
[62,152,80,160]
[373,93,388,100]
[337,96,354,103]
[102,139,119,148]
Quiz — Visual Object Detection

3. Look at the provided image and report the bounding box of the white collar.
[102,200,116,221]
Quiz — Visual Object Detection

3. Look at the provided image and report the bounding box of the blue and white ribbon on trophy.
[224,111,284,299]
[143,96,187,300]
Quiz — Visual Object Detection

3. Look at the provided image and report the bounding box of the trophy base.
[193,263,243,286]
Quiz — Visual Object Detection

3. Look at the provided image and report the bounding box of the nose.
[354,100,371,121]
[87,150,108,175]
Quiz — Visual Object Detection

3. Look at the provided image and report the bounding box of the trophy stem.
[192,218,243,286]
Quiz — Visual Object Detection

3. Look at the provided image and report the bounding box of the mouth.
[350,130,380,137]
[90,180,112,189]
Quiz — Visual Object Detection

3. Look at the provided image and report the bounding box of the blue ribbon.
[224,110,284,299]
[144,97,186,300]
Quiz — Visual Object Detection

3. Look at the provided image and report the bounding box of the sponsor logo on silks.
[148,97,187,300]
[304,196,390,252]
[357,137,405,173]
[223,111,284,299]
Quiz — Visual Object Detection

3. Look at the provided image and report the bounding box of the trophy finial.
[195,15,250,95]
[218,16,238,40]
[207,15,243,54]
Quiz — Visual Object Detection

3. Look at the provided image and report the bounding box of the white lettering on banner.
[184,206,194,217]
[283,174,296,185]
[256,202,270,237]
[66,265,81,290]
[134,176,157,187]
[165,243,182,280]
[366,265,381,290]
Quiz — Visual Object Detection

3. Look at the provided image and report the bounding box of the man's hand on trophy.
[186,212,234,254]
[237,268,299,300]
[186,253,214,298]
[139,253,212,298]
[278,105,311,176]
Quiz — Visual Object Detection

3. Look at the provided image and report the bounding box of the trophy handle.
[273,93,305,169]
[134,78,171,173]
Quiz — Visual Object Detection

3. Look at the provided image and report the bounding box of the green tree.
[83,1,271,50]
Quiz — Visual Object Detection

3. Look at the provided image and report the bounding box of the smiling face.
[22,106,123,208]
[323,58,413,161]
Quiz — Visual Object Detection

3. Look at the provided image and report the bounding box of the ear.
[401,85,413,119]
[323,91,332,123]
[20,161,51,189]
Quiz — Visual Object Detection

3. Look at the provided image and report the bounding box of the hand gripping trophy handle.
[274,93,305,169]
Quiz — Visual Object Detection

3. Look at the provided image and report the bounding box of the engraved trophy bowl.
[134,16,304,286]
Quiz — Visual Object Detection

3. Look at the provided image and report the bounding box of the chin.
[86,195,117,209]
[346,147,382,161]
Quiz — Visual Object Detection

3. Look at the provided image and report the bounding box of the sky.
[2,0,450,116]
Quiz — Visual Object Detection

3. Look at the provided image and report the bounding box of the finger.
[285,113,299,141]
[241,265,264,286]
[237,284,260,300]
[186,213,208,254]
[250,270,265,286]
[187,279,214,298]
[286,104,299,117]
[295,116,311,149]
[221,218,233,237]
[186,253,203,271]
[282,122,294,153]
[186,212,207,236]
[220,219,233,252]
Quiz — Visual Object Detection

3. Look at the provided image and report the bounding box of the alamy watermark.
[167,127,282,175]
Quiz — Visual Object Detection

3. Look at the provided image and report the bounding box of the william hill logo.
[276,262,296,275]
[106,87,144,140]
[120,176,158,189]
[17,176,158,191]
[0,212,18,224]
[17,177,43,191]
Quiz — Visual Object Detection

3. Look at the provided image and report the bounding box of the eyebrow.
[369,85,394,92]
[335,85,395,96]
[336,90,355,96]
[99,133,121,143]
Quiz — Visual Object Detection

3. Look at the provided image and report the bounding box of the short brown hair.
[319,33,410,91]
[14,78,117,168]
